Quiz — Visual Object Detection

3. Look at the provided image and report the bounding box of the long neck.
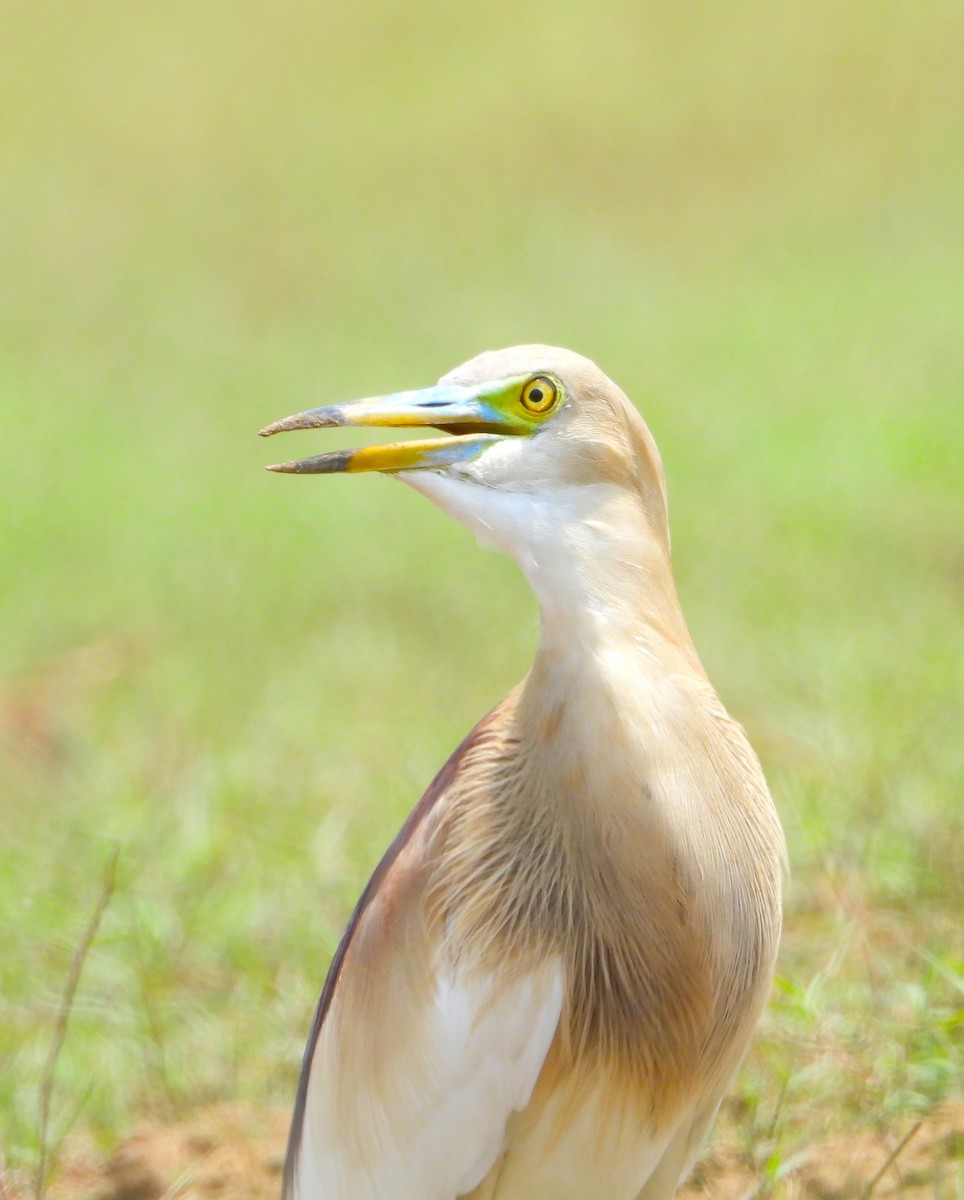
[407,468,708,771]
[518,488,705,725]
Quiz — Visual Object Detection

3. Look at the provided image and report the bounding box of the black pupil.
[530,388,543,403]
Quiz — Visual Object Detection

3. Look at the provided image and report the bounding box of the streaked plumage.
[262,346,785,1200]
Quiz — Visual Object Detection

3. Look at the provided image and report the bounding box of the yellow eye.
[520,375,560,415]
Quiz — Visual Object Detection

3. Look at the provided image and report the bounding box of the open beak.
[260,381,525,475]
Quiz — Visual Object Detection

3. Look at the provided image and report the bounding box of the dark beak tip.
[258,410,345,438]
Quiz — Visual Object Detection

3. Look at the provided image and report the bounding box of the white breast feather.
[292,959,564,1200]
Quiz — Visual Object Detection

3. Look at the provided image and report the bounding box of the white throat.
[400,468,699,679]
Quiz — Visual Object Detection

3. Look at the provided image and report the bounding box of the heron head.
[261,345,670,560]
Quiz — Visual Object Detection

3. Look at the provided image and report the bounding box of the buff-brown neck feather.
[431,489,784,1123]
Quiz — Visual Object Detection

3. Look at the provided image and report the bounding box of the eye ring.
[520,375,560,415]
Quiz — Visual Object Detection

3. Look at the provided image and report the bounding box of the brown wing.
[282,701,509,1199]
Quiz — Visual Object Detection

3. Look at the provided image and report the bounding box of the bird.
[260,346,785,1200]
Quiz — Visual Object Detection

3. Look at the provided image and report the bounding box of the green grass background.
[1,0,961,1180]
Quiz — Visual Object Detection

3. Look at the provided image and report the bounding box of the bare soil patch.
[5,1100,960,1199]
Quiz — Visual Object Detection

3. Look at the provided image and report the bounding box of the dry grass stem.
[858,1119,924,1200]
[34,846,120,1200]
